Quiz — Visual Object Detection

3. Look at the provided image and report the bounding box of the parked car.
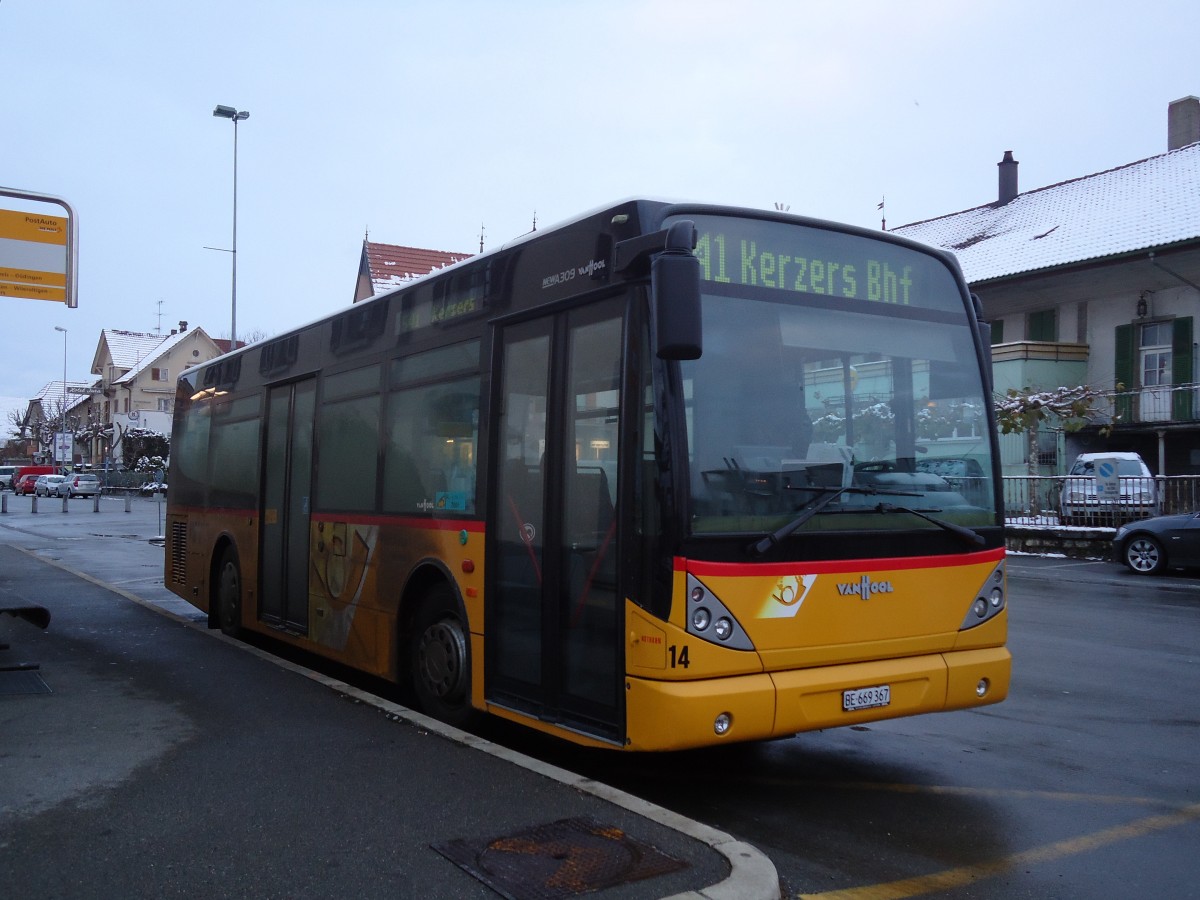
[1059,452,1157,526]
[15,474,40,495]
[0,465,19,491]
[34,474,68,497]
[60,473,101,498]
[1114,511,1200,575]
[915,456,989,505]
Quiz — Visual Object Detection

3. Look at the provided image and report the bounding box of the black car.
[1113,512,1200,575]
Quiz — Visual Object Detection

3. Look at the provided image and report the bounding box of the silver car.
[1059,452,1157,526]
[34,474,68,497]
[60,473,101,498]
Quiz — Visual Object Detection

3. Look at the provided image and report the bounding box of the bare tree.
[995,384,1113,516]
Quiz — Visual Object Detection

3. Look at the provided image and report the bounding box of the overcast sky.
[2,0,1196,425]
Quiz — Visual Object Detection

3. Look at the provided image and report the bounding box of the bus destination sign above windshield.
[683,216,961,312]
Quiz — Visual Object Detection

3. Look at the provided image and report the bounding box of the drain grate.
[0,668,51,695]
[432,815,687,900]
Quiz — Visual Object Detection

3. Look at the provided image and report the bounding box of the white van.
[0,465,19,491]
[1059,452,1157,526]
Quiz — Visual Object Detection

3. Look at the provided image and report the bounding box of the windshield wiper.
[873,502,985,547]
[747,484,921,557]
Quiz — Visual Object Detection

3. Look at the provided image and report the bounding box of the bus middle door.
[261,378,316,633]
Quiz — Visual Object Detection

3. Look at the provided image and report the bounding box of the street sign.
[1095,457,1121,500]
[0,189,78,307]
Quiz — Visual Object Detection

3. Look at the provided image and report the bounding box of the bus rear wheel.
[410,584,472,726]
[216,547,244,637]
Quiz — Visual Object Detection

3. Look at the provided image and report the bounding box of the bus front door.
[261,378,316,633]
[490,300,625,741]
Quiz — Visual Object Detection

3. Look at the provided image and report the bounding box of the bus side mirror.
[652,220,702,360]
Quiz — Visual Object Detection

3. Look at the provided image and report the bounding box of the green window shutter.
[1028,309,1057,341]
[1172,316,1193,420]
[1114,323,1134,423]
[990,320,1004,344]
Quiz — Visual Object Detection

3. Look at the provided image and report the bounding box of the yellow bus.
[165,200,1009,751]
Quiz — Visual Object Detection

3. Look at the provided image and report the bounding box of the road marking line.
[798,802,1200,899]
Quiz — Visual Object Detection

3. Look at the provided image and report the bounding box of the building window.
[151,367,169,382]
[1028,309,1057,342]
[157,399,172,413]
[1138,322,1173,422]
[989,320,1005,344]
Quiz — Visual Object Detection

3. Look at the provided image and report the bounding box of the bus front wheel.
[410,584,472,726]
[216,547,244,638]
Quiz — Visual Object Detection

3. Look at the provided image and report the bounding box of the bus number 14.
[668,644,691,669]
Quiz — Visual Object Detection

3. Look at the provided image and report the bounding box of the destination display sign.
[671,214,962,313]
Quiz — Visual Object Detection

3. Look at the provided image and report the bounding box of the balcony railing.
[1108,382,1198,425]
[1004,475,1200,528]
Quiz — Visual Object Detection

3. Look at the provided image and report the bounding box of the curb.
[12,543,781,900]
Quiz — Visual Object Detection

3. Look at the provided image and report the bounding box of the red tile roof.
[364,241,472,295]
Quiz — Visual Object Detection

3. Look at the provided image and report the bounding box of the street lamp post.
[54,325,67,469]
[212,104,249,348]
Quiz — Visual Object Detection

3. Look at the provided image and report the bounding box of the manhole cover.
[433,816,687,899]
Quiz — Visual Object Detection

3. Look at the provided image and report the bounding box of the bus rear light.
[714,712,732,735]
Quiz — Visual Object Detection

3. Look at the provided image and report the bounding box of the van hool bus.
[164,199,1009,750]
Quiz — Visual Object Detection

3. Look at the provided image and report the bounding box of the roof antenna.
[155,299,163,334]
[532,210,537,232]
[878,196,886,230]
[479,222,486,253]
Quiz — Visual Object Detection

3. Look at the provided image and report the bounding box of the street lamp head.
[54,325,67,333]
[213,105,249,121]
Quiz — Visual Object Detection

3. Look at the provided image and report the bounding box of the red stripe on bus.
[678,547,1004,577]
[168,506,484,533]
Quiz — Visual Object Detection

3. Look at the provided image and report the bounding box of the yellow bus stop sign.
[0,189,77,307]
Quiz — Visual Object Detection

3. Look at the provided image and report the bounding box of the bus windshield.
[673,215,997,536]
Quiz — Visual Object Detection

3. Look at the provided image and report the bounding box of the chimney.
[179,320,188,332]
[997,150,1019,205]
[1167,96,1200,151]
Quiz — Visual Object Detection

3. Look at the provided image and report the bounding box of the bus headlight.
[961,560,1006,630]
[714,712,732,735]
[976,678,990,697]
[685,574,754,650]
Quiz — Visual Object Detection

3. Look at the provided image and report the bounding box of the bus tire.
[216,546,244,638]
[410,583,473,727]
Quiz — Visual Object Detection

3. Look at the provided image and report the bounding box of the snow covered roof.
[93,329,168,375]
[891,142,1200,284]
[31,380,91,413]
[113,328,193,385]
[364,241,471,295]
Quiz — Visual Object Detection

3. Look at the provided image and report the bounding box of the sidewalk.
[0,494,779,900]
